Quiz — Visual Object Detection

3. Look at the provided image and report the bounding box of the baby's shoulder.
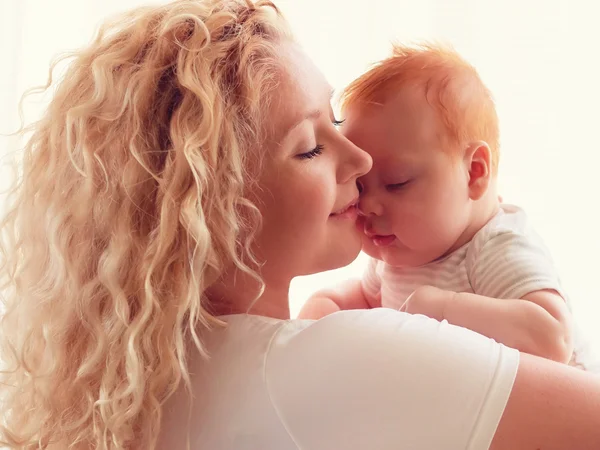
[473,204,536,246]
[467,204,552,267]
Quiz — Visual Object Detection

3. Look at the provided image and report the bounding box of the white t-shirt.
[363,204,595,371]
[158,309,519,450]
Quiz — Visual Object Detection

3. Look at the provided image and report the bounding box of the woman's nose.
[338,139,372,185]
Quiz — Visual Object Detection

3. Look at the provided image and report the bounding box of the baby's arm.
[298,258,382,320]
[406,286,573,363]
[458,227,573,362]
[450,289,573,363]
[405,225,574,363]
[298,279,378,320]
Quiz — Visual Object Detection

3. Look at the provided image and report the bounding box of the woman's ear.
[464,141,492,201]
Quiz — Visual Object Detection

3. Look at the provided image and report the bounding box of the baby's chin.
[361,239,419,267]
[379,248,441,269]
[360,238,384,261]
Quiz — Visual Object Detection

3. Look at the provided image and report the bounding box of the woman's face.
[252,42,372,284]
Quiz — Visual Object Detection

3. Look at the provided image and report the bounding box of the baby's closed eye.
[386,180,412,191]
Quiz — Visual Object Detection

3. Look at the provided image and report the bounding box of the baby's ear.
[464,141,492,200]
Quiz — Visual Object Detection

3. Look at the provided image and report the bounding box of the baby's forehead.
[351,86,438,120]
[346,92,447,143]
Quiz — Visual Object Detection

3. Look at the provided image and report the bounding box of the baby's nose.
[357,192,383,217]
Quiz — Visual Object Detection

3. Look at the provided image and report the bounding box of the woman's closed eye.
[297,144,324,160]
[295,119,343,160]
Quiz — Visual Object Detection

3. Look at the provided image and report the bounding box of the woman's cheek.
[294,170,334,213]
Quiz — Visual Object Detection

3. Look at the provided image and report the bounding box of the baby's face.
[343,90,473,268]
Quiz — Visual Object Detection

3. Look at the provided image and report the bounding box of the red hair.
[342,43,500,172]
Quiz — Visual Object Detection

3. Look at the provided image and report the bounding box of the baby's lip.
[371,234,397,247]
[363,223,388,239]
[364,229,376,238]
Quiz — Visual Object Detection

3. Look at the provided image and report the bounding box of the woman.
[0,0,598,449]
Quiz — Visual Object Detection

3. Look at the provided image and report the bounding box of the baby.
[300,44,593,368]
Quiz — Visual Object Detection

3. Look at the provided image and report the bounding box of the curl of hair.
[0,0,290,448]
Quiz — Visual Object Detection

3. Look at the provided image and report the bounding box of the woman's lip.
[330,197,359,216]
[330,205,358,220]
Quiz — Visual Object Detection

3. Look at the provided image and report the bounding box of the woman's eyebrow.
[281,86,334,138]
[282,109,322,138]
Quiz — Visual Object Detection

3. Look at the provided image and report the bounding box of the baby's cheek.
[398,207,438,241]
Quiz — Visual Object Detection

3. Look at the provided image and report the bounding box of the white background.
[1,0,599,355]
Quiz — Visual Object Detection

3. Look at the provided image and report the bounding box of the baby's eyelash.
[386,180,410,191]
[297,144,324,160]
[333,119,345,127]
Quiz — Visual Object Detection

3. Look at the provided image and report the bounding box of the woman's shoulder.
[266,308,517,372]
[223,308,518,367]
[256,309,519,449]
[201,310,518,449]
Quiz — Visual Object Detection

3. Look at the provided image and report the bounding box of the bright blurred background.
[1,0,599,357]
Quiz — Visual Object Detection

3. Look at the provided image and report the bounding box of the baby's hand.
[298,296,341,320]
[400,286,454,321]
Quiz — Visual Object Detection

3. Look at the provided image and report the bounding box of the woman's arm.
[491,352,600,450]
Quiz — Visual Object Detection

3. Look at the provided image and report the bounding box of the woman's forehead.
[267,42,332,142]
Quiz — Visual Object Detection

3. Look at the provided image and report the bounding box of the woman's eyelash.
[295,118,341,160]
[298,144,324,160]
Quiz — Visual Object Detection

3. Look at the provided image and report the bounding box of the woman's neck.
[206,270,291,320]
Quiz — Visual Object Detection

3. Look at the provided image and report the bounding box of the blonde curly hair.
[0,0,290,448]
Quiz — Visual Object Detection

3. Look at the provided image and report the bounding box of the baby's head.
[342,43,500,267]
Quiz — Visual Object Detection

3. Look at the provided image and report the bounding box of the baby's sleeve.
[467,229,563,300]
[266,309,519,450]
[361,257,382,306]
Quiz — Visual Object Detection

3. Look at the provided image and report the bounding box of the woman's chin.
[323,231,363,271]
[294,226,363,276]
